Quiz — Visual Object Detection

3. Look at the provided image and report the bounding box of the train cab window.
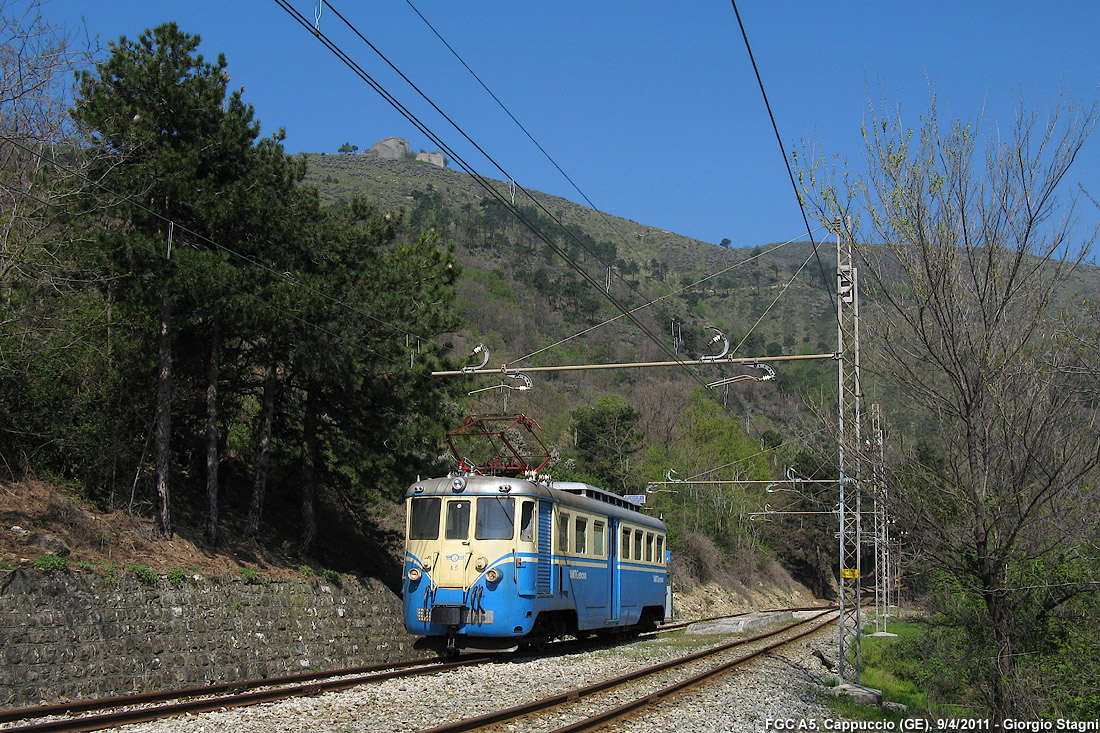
[621,527,631,560]
[519,501,535,543]
[633,530,643,560]
[558,512,570,552]
[656,536,665,565]
[645,533,654,563]
[409,497,441,540]
[476,497,515,540]
[575,517,587,554]
[445,500,471,540]
[593,521,605,558]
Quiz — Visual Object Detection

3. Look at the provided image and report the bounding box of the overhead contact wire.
[729,0,841,329]
[318,0,698,369]
[278,0,714,394]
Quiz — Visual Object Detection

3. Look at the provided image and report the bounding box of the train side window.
[593,521,605,558]
[621,526,631,560]
[519,501,535,543]
[645,533,654,563]
[445,500,471,540]
[475,497,515,540]
[575,516,587,554]
[409,497,441,540]
[656,536,664,565]
[558,512,570,552]
[633,529,642,560]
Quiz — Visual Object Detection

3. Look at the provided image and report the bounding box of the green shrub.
[241,566,269,585]
[126,563,157,585]
[33,554,69,572]
[166,567,187,585]
[298,565,315,577]
[321,569,342,587]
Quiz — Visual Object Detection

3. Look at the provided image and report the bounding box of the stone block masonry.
[0,570,414,708]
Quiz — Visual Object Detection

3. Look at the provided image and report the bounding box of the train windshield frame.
[475,496,515,540]
[445,500,472,540]
[409,497,441,540]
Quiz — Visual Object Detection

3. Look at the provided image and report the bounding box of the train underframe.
[413,604,666,654]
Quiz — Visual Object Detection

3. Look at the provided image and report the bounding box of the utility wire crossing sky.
[50,1,1100,254]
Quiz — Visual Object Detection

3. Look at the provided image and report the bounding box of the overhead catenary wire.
[274,0,719,397]
[0,173,433,381]
[515,226,827,366]
[0,133,450,355]
[728,0,841,329]
[317,0,707,366]
[395,0,832,372]
[400,0,680,306]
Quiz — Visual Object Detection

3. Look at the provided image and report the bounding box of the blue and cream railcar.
[402,474,668,652]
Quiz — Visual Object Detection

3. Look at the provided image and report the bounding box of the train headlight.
[475,556,488,571]
[407,567,422,582]
[451,477,466,492]
[485,568,501,583]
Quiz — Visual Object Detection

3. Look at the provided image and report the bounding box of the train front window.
[476,497,515,540]
[519,501,535,542]
[445,500,471,540]
[409,497,441,540]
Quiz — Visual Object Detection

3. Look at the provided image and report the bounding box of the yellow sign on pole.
[841,568,860,579]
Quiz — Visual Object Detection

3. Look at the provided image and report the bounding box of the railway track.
[0,655,490,733]
[419,609,838,733]
[0,606,834,732]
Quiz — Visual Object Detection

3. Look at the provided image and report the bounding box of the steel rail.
[0,655,493,733]
[0,655,461,724]
[417,610,836,733]
[552,612,838,733]
[1,606,835,732]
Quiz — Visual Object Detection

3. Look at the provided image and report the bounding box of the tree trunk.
[299,381,320,552]
[154,303,173,538]
[247,354,279,540]
[204,318,222,545]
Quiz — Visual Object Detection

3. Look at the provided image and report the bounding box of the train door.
[608,518,620,622]
[434,498,473,588]
[517,499,537,597]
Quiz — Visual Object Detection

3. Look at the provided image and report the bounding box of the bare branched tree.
[0,0,89,294]
[801,96,1100,719]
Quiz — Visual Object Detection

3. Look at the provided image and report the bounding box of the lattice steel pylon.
[835,218,863,683]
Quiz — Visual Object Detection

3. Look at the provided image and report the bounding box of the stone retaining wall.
[0,570,413,709]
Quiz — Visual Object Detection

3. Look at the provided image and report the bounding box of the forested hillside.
[4,8,1100,720]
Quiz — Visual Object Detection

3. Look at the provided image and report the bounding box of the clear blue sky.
[48,1,1100,253]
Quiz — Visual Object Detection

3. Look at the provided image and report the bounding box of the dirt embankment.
[1,479,822,615]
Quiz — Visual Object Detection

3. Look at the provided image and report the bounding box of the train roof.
[407,475,666,530]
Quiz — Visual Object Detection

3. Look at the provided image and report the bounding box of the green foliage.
[166,567,188,585]
[856,621,980,716]
[33,554,69,572]
[321,569,342,587]
[298,565,315,577]
[125,563,157,585]
[240,566,268,585]
[570,394,644,493]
